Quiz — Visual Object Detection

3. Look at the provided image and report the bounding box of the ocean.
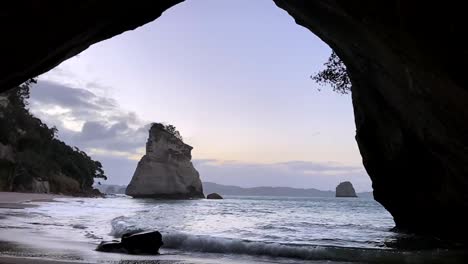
[0,195,466,263]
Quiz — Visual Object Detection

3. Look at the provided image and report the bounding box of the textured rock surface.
[207,193,223,199]
[0,143,14,162]
[335,182,357,198]
[272,1,468,240]
[0,1,184,91]
[0,1,467,240]
[126,124,204,199]
[31,178,50,194]
[96,231,163,255]
[0,143,15,191]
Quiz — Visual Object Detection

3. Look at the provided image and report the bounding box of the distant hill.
[358,191,374,198]
[101,182,374,198]
[203,182,373,198]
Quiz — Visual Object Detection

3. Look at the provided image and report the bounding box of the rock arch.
[1,1,467,240]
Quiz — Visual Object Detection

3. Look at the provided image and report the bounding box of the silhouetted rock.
[0,143,14,162]
[1,0,468,240]
[96,240,124,253]
[0,143,15,192]
[126,123,204,199]
[96,231,163,255]
[207,193,223,199]
[31,178,50,193]
[336,181,357,197]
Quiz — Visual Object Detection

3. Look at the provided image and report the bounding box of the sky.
[29,0,372,191]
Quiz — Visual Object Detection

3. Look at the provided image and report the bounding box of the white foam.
[109,219,414,262]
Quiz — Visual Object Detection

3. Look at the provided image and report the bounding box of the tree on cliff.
[312,51,351,94]
[0,80,107,193]
[149,123,184,142]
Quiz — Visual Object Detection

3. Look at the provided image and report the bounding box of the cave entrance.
[2,0,432,260]
[1,0,468,246]
[4,0,397,252]
[31,0,372,196]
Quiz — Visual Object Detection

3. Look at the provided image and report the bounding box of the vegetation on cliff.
[0,79,106,194]
[151,122,183,141]
[312,51,351,94]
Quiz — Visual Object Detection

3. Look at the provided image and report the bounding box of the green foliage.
[0,80,107,192]
[311,51,351,94]
[152,122,183,141]
[164,124,183,141]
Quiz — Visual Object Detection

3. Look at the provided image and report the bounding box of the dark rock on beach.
[207,193,223,199]
[96,231,163,255]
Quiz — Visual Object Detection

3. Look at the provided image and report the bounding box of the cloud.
[31,81,116,112]
[29,80,149,160]
[193,159,363,175]
[26,80,153,184]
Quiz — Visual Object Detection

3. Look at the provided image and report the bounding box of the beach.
[0,193,341,264]
[0,192,68,209]
[1,193,466,264]
[0,192,195,264]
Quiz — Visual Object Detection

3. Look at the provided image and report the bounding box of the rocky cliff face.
[1,1,467,240]
[0,143,14,162]
[0,143,15,191]
[126,124,204,199]
[336,182,357,197]
[271,1,468,239]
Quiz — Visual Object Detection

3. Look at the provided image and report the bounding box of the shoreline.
[0,194,351,264]
[0,192,69,209]
[1,193,466,264]
[0,193,188,264]
[0,256,94,264]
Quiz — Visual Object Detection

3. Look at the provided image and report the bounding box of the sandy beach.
[0,192,68,209]
[4,192,464,264]
[0,192,81,264]
[0,192,346,264]
[0,255,94,264]
[0,192,189,264]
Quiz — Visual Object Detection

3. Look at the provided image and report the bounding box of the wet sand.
[0,192,68,209]
[0,255,182,264]
[0,192,358,264]
[0,255,94,264]
[0,193,212,264]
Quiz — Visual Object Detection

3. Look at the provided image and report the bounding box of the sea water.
[0,195,466,263]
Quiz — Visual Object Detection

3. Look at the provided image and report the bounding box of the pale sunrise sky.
[29,0,371,191]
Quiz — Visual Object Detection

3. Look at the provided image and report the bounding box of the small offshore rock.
[207,193,223,199]
[335,181,357,197]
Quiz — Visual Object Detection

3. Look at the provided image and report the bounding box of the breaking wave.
[110,217,460,263]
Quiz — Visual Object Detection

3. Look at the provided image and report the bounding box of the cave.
[1,1,467,241]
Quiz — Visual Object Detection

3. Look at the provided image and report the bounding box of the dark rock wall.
[273,0,468,240]
[0,1,183,92]
[0,0,467,239]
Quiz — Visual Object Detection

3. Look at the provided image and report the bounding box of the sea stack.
[207,193,223,199]
[126,123,204,199]
[335,181,357,198]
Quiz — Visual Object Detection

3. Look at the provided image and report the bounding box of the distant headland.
[99,182,373,199]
